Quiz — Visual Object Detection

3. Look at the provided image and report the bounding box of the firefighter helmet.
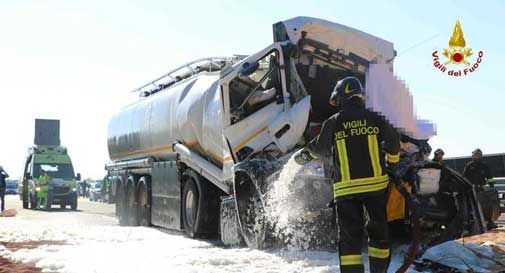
[472,148,482,156]
[329,76,364,108]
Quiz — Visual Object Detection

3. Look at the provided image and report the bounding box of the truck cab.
[20,145,79,210]
[20,119,80,211]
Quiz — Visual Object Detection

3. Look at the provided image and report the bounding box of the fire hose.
[394,184,421,273]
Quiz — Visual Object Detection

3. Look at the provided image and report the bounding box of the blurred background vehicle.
[89,181,103,202]
[6,180,18,195]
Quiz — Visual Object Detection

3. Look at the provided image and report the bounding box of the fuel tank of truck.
[107,72,233,166]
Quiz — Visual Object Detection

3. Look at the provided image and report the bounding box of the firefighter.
[294,77,400,273]
[37,171,50,210]
[432,148,444,164]
[0,166,9,212]
[463,149,493,191]
[101,177,108,201]
[463,148,497,229]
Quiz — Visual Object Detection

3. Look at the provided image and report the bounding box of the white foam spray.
[263,156,319,249]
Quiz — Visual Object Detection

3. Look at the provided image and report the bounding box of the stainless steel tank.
[107,73,231,164]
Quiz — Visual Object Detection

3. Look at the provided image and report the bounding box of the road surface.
[0,195,503,273]
[0,195,350,273]
[1,195,117,226]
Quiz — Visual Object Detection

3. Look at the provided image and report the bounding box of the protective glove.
[327,199,336,208]
[293,149,314,165]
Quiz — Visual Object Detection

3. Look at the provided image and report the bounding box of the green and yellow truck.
[19,119,80,210]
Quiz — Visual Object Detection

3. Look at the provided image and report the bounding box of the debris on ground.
[418,228,505,272]
[0,240,63,273]
[0,209,17,217]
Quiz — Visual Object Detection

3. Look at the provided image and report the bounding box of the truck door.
[220,44,289,162]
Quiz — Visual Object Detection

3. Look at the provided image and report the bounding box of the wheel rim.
[186,190,195,227]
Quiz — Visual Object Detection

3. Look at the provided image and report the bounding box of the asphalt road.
[2,194,117,226]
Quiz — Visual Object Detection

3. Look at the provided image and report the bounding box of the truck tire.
[116,182,128,226]
[23,194,29,209]
[60,203,66,209]
[29,193,37,209]
[70,193,78,210]
[137,177,151,227]
[182,178,200,238]
[126,177,139,226]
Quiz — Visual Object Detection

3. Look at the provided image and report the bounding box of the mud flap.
[220,195,245,247]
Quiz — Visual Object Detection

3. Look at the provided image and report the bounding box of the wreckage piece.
[0,209,17,217]
[419,240,505,273]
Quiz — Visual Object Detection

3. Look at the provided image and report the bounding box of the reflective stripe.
[369,246,390,259]
[368,135,382,177]
[334,180,389,197]
[308,150,319,159]
[386,152,400,163]
[336,139,350,181]
[335,175,389,190]
[340,254,363,266]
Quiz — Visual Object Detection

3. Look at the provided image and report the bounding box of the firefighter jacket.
[308,101,400,199]
[463,160,493,186]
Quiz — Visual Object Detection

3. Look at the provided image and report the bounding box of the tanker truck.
[107,17,487,249]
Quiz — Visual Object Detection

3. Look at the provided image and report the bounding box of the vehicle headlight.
[300,161,326,178]
[72,188,77,192]
[35,187,41,192]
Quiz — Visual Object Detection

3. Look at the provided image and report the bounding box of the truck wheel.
[71,199,78,210]
[126,178,139,226]
[182,178,200,238]
[60,203,66,209]
[23,194,29,209]
[137,177,151,227]
[29,193,36,209]
[116,182,128,226]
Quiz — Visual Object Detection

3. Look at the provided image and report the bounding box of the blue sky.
[0,0,503,178]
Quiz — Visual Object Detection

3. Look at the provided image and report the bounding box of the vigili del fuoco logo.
[432,20,483,77]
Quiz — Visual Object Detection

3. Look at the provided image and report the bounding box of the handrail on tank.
[131,55,246,96]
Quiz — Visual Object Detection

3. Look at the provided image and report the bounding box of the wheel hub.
[185,190,194,227]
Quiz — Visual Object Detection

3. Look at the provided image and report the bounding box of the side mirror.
[239,62,259,77]
[76,173,81,181]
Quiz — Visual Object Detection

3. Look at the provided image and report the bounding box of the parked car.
[5,180,18,195]
[89,181,103,202]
